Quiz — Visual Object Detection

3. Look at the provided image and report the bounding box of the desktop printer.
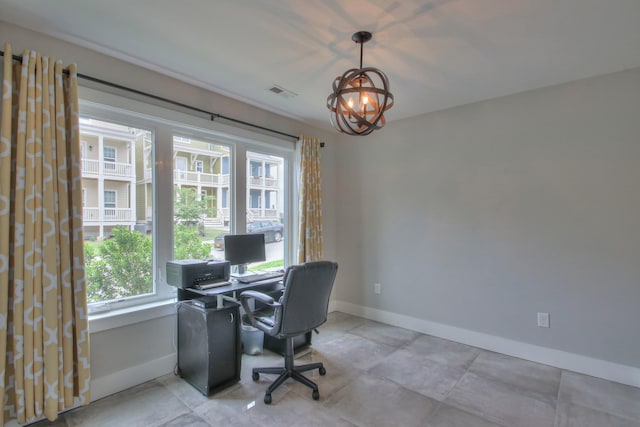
[166,259,230,289]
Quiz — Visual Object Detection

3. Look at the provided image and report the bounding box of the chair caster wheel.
[312,390,319,400]
[252,372,259,381]
[319,367,326,376]
[264,394,272,404]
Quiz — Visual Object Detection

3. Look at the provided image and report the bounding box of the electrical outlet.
[537,312,550,328]
[374,283,381,294]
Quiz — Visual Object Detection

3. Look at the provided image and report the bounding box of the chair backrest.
[278,261,338,337]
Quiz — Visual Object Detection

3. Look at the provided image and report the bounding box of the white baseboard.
[90,353,177,402]
[333,300,640,389]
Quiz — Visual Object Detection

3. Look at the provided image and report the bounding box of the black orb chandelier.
[327,31,394,136]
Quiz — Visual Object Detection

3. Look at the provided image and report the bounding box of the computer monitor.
[224,233,266,275]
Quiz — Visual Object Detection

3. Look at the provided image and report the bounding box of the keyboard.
[194,280,231,290]
[237,271,284,284]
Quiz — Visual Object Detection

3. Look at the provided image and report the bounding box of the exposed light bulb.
[348,97,354,109]
[362,95,369,105]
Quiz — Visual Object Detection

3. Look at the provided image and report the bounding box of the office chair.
[239,261,338,404]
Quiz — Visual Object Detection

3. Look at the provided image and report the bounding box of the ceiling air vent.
[268,85,298,99]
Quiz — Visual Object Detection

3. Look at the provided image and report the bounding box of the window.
[176,157,187,180]
[103,190,117,221]
[266,190,277,209]
[246,151,285,271]
[103,190,116,208]
[222,156,229,174]
[249,189,261,208]
[103,146,116,171]
[79,89,294,316]
[221,187,228,208]
[173,136,230,261]
[80,117,154,309]
[250,161,262,177]
[103,146,116,161]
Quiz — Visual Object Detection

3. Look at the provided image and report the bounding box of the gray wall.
[334,67,640,369]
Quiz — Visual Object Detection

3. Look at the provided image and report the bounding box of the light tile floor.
[29,312,640,427]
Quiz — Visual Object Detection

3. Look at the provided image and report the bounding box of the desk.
[177,278,312,355]
[177,278,284,302]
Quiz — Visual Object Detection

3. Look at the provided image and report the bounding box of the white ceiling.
[2,0,640,132]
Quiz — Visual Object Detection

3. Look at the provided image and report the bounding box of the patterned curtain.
[0,44,91,424]
[296,135,323,263]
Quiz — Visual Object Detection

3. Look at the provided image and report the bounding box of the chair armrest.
[239,290,281,328]
[240,290,276,306]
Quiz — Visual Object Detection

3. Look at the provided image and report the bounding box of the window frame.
[103,145,117,162]
[79,88,296,320]
[103,189,117,209]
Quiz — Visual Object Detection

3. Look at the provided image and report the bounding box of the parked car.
[213,220,284,250]
[213,235,225,251]
[247,220,284,243]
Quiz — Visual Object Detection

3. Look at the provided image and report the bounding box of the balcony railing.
[248,208,279,220]
[174,170,228,185]
[250,176,279,187]
[143,168,270,189]
[144,168,229,185]
[84,207,133,222]
[82,159,133,178]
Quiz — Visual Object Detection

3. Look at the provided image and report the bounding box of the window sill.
[89,298,177,333]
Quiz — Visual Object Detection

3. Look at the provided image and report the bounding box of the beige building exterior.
[80,120,141,240]
[80,120,284,240]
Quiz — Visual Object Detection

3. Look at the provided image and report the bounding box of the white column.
[98,135,105,238]
[129,141,136,226]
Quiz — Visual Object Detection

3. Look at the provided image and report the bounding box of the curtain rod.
[2,49,324,145]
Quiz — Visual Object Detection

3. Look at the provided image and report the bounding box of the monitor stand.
[231,263,249,278]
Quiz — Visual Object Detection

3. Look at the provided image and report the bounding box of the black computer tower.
[177,300,241,396]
